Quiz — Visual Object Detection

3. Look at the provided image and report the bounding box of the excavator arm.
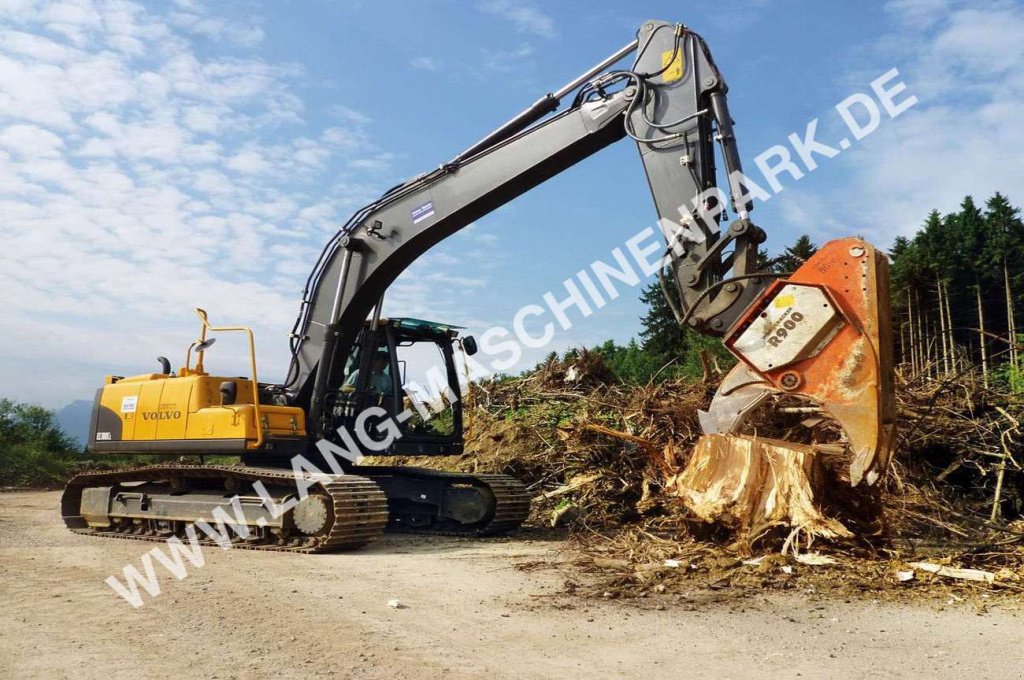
[284,19,894,485]
[288,24,761,418]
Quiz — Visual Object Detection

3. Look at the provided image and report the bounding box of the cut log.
[665,434,852,541]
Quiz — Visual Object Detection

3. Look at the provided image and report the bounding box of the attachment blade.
[719,238,896,486]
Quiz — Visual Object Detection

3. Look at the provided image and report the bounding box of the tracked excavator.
[62,19,895,552]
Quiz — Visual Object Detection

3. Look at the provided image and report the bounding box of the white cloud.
[348,152,394,172]
[182,104,225,133]
[169,10,264,48]
[0,1,391,407]
[0,124,64,157]
[40,0,103,28]
[410,56,438,71]
[0,29,74,61]
[478,44,534,74]
[478,0,556,39]
[78,115,194,162]
[779,1,1024,245]
[887,0,953,29]
[332,105,371,125]
[226,147,271,174]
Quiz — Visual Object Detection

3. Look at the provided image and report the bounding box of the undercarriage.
[61,464,530,553]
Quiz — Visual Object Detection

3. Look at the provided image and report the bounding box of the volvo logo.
[141,411,182,421]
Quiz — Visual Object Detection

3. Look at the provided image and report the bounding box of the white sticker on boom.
[121,395,138,413]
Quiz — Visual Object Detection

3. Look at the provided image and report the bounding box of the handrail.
[193,308,265,451]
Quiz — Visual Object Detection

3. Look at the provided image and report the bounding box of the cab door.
[391,331,463,455]
[333,325,402,452]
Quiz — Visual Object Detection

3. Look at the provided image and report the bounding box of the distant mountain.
[56,399,92,450]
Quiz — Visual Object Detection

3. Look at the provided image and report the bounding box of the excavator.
[62,19,895,552]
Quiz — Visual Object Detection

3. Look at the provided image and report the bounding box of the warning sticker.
[660,49,683,83]
[773,294,796,309]
[411,200,435,224]
[121,395,138,413]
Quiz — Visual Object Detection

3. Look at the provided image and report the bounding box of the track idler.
[355,466,531,536]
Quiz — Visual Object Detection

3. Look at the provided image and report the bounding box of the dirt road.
[1,491,1020,679]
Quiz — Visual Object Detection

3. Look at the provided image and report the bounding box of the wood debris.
[795,553,838,566]
[372,349,1024,599]
[908,562,996,583]
[542,473,603,499]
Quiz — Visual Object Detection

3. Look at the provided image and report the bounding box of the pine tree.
[637,277,733,378]
[773,234,818,273]
[900,239,931,375]
[889,235,911,264]
[984,192,1024,374]
[638,278,688,363]
[916,211,956,373]
[888,194,1024,381]
[954,196,991,383]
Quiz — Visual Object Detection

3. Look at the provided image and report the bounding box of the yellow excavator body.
[90,371,306,455]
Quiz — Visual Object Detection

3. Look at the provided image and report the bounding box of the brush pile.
[394,349,1024,600]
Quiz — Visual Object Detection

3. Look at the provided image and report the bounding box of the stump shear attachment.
[699,238,896,486]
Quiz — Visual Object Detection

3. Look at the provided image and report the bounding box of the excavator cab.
[328,317,472,457]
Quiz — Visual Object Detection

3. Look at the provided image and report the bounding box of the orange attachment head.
[723,237,896,485]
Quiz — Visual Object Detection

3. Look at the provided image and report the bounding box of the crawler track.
[61,465,389,553]
[357,466,531,536]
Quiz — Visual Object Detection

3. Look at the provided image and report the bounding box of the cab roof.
[373,317,463,336]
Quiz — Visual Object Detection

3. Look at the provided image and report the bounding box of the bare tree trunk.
[1006,257,1019,371]
[937,276,950,375]
[948,281,956,368]
[991,444,1008,522]
[924,302,934,378]
[698,349,714,383]
[916,289,925,376]
[899,310,907,367]
[910,288,920,375]
[976,283,989,388]
[943,279,956,373]
[991,406,1020,522]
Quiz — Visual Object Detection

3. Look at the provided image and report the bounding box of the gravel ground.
[1,490,1021,679]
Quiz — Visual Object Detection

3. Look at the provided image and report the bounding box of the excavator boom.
[281,22,769,441]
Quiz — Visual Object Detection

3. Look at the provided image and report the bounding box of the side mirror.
[220,380,237,406]
[195,337,217,352]
[462,336,478,356]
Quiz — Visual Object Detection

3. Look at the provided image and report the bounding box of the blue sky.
[1,0,1021,408]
